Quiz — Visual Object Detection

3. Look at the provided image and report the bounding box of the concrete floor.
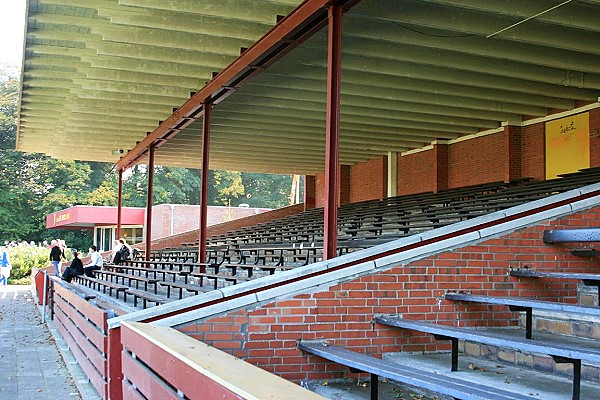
[305,378,442,400]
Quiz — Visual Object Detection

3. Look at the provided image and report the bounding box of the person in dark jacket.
[61,250,84,283]
[49,239,65,277]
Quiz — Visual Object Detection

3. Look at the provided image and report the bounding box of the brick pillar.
[340,164,351,205]
[505,125,523,182]
[304,175,316,210]
[433,141,449,192]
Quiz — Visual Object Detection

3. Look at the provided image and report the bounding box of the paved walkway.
[0,285,81,400]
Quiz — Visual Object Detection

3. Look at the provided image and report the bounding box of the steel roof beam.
[115,0,360,171]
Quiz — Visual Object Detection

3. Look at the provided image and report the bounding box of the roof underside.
[18,0,600,174]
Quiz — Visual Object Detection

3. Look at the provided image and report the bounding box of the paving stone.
[0,285,81,400]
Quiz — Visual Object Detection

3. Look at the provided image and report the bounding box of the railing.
[120,321,325,400]
[52,281,109,398]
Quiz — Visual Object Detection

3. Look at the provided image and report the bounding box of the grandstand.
[70,168,600,311]
[18,0,600,399]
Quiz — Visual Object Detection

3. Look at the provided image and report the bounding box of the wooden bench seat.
[159,281,204,299]
[543,228,600,244]
[445,292,600,339]
[375,315,600,400]
[217,263,292,277]
[75,276,128,299]
[94,270,159,294]
[570,248,600,257]
[124,289,169,309]
[510,268,600,304]
[190,272,249,290]
[107,264,185,282]
[298,341,533,400]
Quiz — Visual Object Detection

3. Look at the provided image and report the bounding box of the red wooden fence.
[52,281,109,398]
[120,321,325,400]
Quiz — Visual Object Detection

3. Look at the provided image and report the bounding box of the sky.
[0,0,26,67]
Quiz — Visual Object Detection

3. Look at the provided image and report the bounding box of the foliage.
[242,172,296,208]
[209,170,245,206]
[87,180,118,206]
[6,245,49,283]
[0,65,18,150]
[153,166,200,205]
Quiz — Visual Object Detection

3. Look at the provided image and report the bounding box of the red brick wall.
[312,107,600,202]
[315,172,345,208]
[448,133,507,187]
[506,126,523,181]
[314,172,326,208]
[349,156,386,203]
[398,150,435,195]
[177,206,600,382]
[522,123,545,180]
[314,156,392,204]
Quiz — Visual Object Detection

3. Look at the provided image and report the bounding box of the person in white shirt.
[83,245,104,277]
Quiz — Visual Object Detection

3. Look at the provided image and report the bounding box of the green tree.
[153,166,200,205]
[241,172,296,208]
[209,170,245,206]
[0,64,299,249]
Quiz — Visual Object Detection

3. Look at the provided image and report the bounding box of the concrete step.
[528,310,600,341]
[383,350,600,400]
[457,327,600,383]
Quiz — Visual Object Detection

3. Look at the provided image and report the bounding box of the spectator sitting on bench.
[112,238,132,265]
[62,250,84,283]
[83,245,104,277]
[110,239,121,264]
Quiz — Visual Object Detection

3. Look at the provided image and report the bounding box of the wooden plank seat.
[445,292,600,339]
[124,259,199,274]
[374,315,600,400]
[543,228,600,244]
[509,268,600,304]
[93,270,159,294]
[235,243,324,266]
[123,289,169,309]
[159,281,204,299]
[216,263,291,278]
[343,219,449,237]
[189,271,249,290]
[570,249,600,257]
[124,260,206,282]
[106,263,185,282]
[74,275,128,299]
[298,340,533,400]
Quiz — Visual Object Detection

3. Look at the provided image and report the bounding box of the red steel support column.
[117,169,123,240]
[199,102,212,266]
[145,146,155,261]
[323,4,343,260]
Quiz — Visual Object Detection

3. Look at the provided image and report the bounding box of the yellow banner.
[545,112,590,179]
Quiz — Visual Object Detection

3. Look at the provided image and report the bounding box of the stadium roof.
[17,0,600,174]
